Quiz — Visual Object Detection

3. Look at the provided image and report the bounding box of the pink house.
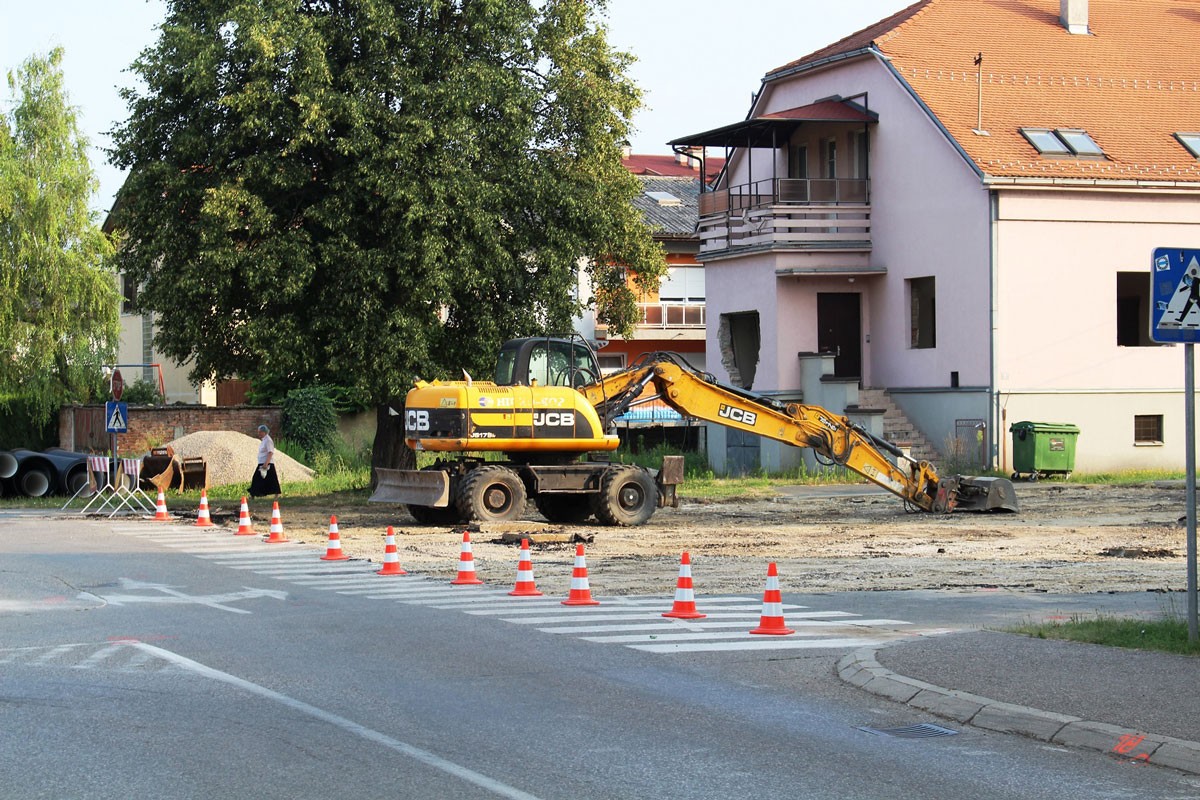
[670,0,1200,475]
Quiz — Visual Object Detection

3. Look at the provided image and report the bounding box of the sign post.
[1151,247,1200,642]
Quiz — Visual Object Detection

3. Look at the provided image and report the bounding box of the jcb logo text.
[718,404,757,426]
[533,412,575,427]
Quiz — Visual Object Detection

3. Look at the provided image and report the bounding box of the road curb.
[838,648,1200,776]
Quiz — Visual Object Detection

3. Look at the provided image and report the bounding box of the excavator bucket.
[370,468,451,508]
[950,475,1019,513]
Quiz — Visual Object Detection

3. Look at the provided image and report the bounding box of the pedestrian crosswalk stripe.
[628,637,884,654]
[106,522,919,657]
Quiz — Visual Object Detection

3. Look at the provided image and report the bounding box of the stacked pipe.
[0,449,89,498]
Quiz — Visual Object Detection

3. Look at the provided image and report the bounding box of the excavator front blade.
[369,468,451,507]
[950,475,1019,513]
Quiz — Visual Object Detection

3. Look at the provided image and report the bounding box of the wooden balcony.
[698,178,871,256]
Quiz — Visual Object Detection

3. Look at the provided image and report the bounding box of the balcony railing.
[698,177,871,254]
[638,302,705,328]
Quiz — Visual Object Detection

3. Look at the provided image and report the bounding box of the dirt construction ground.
[202,481,1195,599]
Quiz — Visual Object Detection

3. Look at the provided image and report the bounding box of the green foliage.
[1009,613,1200,657]
[0,395,58,450]
[121,378,164,405]
[0,48,118,424]
[281,386,337,458]
[109,0,666,422]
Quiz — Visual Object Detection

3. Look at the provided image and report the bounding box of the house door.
[817,292,861,380]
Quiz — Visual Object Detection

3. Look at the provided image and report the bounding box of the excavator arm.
[580,356,1016,513]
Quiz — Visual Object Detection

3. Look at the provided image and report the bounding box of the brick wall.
[59,405,282,454]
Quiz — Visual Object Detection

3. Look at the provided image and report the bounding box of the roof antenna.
[972,52,989,136]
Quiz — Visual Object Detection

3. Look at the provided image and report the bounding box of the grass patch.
[1009,614,1200,656]
[1063,469,1184,485]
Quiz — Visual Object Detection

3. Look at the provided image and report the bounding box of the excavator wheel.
[595,465,657,527]
[456,465,528,522]
[406,503,463,525]
[535,494,595,524]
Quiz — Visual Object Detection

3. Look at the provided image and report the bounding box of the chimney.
[1060,0,1088,34]
[688,146,703,171]
[620,141,631,159]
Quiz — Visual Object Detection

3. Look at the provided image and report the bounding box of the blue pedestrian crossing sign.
[1151,248,1200,343]
[105,401,128,433]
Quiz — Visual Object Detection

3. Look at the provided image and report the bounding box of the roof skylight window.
[1019,127,1106,158]
[1056,129,1104,156]
[1175,132,1200,158]
[646,191,682,206]
[1020,128,1071,155]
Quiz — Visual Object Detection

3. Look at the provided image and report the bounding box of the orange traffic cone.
[194,490,214,528]
[153,491,171,521]
[749,562,794,635]
[264,502,289,543]
[662,551,706,619]
[377,526,407,575]
[562,544,600,606]
[508,538,543,597]
[321,515,349,561]
[234,497,255,535]
[451,530,484,585]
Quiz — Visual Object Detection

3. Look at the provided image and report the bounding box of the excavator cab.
[494,336,602,389]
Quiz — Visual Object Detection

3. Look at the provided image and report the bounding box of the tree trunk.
[370,398,416,490]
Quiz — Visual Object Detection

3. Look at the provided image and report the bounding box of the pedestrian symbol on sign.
[1150,249,1200,343]
[105,401,128,433]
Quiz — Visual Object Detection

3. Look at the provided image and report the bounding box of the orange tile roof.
[771,0,1200,184]
[622,153,725,181]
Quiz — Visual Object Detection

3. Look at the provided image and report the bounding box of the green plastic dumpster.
[1009,421,1080,481]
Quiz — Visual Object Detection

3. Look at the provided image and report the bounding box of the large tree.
[109,0,666,473]
[0,49,117,425]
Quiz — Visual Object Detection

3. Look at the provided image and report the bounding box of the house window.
[788,144,808,179]
[1134,414,1163,445]
[121,273,138,314]
[1174,133,1200,158]
[908,276,936,349]
[822,138,837,179]
[1116,272,1156,347]
[1019,127,1105,158]
[658,267,705,303]
[597,354,626,374]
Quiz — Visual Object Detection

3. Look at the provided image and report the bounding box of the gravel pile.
[167,430,315,488]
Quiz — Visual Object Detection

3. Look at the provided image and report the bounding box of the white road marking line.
[627,636,885,653]
[132,642,542,800]
[199,551,323,561]
[583,630,846,643]
[502,610,767,625]
[538,619,815,634]
[73,643,129,668]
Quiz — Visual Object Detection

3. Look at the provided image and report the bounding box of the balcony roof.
[669,99,878,149]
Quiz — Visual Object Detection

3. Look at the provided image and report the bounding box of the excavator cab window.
[494,338,600,388]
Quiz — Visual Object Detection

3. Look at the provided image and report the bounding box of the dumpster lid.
[1009,421,1080,433]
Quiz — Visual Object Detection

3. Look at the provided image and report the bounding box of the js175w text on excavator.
[370,337,1018,525]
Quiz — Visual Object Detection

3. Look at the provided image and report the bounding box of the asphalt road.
[2,513,1198,799]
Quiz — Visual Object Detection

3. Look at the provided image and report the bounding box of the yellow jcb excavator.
[370,336,1018,525]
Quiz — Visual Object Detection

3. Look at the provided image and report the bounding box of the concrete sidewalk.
[840,630,1200,775]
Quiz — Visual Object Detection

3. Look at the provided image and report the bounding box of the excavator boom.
[579,356,1017,514]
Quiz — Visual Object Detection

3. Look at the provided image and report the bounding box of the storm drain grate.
[857,723,959,739]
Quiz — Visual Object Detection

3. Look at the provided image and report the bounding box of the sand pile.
[167,430,315,488]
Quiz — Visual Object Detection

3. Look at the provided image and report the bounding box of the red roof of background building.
[622,153,725,182]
